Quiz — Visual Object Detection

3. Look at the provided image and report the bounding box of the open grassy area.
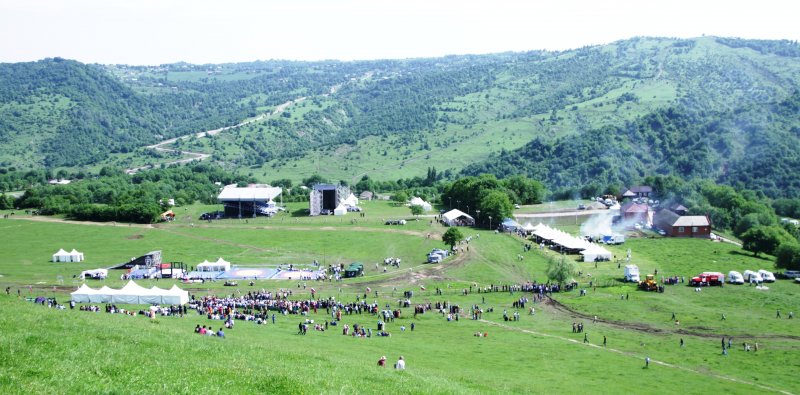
[1,208,799,394]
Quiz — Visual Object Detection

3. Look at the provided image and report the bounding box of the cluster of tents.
[52,248,84,262]
[70,281,189,305]
[530,223,613,262]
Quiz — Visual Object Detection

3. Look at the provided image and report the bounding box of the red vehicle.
[690,272,724,286]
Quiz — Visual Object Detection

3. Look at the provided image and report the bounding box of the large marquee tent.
[70,281,189,305]
[530,223,612,262]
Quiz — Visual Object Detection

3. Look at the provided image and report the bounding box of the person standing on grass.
[584,333,588,344]
[603,336,607,347]
[645,357,650,368]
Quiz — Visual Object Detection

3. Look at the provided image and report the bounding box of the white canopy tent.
[342,193,359,208]
[442,209,475,226]
[197,258,231,272]
[409,197,433,211]
[333,204,347,216]
[70,281,190,305]
[53,248,84,262]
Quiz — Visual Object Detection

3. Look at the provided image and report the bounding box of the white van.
[624,265,640,282]
[758,269,776,283]
[727,271,744,284]
[743,270,763,284]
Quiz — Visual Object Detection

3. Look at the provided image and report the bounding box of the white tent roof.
[71,281,189,305]
[522,223,536,231]
[215,257,230,266]
[442,209,473,222]
[409,197,432,210]
[53,248,69,256]
[70,249,82,255]
[343,193,359,207]
[217,186,282,202]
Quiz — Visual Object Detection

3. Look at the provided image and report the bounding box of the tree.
[302,174,327,187]
[775,242,800,270]
[410,204,424,217]
[0,193,13,210]
[442,227,464,250]
[503,175,545,204]
[547,255,576,286]
[392,191,409,205]
[741,225,792,256]
[734,212,776,237]
[479,190,513,229]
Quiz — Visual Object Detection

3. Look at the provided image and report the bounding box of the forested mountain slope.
[1,37,799,197]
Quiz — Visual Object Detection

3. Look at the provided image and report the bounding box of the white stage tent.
[70,281,190,305]
[409,197,433,211]
[531,223,612,261]
[52,248,84,262]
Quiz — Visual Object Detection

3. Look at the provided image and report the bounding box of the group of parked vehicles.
[623,264,779,289]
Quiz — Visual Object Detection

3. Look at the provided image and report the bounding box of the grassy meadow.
[1,201,799,394]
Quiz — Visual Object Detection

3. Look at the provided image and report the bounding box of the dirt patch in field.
[544,296,800,340]
[126,234,144,240]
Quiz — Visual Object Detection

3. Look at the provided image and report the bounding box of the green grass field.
[1,203,799,394]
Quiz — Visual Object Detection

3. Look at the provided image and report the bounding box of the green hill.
[2,37,800,196]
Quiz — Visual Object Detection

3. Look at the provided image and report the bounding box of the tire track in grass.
[479,319,794,395]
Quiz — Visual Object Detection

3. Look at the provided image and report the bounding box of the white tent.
[409,197,433,211]
[52,249,70,262]
[71,281,190,305]
[166,284,190,305]
[69,249,85,262]
[70,284,94,303]
[333,204,347,216]
[197,258,230,272]
[442,209,475,226]
[522,223,536,232]
[343,193,359,208]
[52,248,84,262]
[81,268,108,279]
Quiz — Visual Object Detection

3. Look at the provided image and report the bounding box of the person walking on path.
[645,357,650,368]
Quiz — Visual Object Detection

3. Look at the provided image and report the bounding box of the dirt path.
[481,319,793,395]
[543,296,800,341]
[125,96,307,174]
[6,215,154,228]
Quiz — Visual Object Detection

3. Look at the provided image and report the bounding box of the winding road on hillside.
[124,73,364,175]
[125,97,307,174]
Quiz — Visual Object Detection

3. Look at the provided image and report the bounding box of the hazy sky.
[1,0,797,65]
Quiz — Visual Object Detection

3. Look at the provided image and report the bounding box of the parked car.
[758,269,776,283]
[743,270,763,284]
[727,271,744,284]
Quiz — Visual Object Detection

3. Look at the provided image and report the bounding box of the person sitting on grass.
[217,328,225,338]
[395,356,406,370]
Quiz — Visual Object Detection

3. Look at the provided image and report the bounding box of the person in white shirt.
[395,356,406,370]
